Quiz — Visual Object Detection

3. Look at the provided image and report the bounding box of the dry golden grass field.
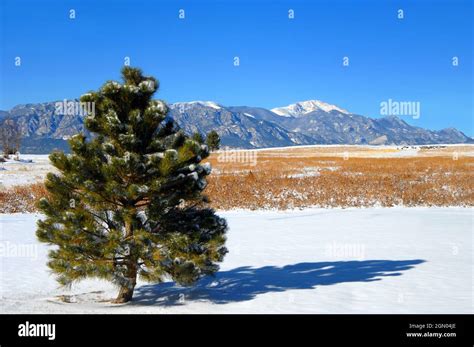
[0,145,473,212]
[205,145,474,209]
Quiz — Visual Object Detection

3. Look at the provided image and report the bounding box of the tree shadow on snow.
[132,259,425,306]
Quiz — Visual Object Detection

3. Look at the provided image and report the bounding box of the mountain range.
[0,100,472,153]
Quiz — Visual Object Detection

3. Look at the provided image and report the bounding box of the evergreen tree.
[36,67,228,303]
[192,132,204,144]
[206,130,220,151]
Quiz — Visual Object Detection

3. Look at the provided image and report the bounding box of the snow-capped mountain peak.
[271,100,350,117]
[2,100,472,153]
[171,101,222,110]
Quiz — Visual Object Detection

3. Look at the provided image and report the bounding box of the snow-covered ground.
[0,207,471,314]
[1,146,473,188]
[0,155,52,188]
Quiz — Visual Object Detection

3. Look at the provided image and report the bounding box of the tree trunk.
[113,282,135,303]
[113,262,137,303]
[113,216,137,304]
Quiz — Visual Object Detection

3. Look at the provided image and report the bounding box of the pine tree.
[206,130,220,151]
[192,132,204,144]
[36,67,228,303]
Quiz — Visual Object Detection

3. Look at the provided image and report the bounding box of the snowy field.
[0,155,52,188]
[1,145,473,188]
[0,207,472,314]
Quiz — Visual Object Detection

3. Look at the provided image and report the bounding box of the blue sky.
[0,0,472,135]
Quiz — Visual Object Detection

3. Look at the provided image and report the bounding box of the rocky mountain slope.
[0,100,471,153]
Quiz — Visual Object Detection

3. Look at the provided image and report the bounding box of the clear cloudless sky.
[0,0,472,135]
